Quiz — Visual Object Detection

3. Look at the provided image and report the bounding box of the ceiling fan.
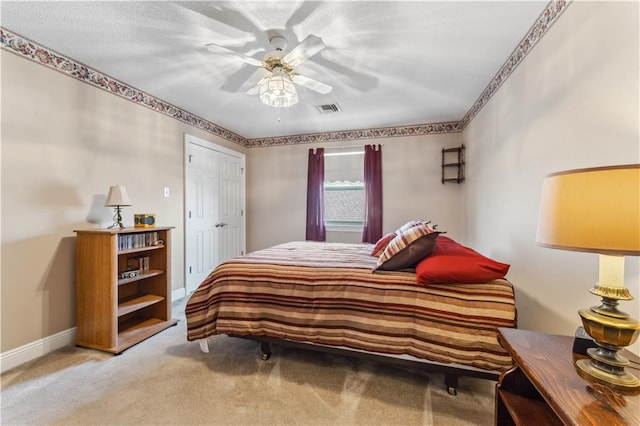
[206,34,333,107]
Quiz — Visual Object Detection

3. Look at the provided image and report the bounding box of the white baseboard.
[0,327,76,374]
[172,287,186,301]
[1,289,187,374]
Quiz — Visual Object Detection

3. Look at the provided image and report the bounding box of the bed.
[185,239,517,395]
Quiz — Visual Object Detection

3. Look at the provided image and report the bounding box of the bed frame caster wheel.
[444,373,458,396]
[259,341,271,361]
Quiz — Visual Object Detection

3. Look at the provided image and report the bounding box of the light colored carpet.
[1,300,496,425]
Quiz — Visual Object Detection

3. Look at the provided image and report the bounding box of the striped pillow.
[395,219,431,234]
[374,223,441,271]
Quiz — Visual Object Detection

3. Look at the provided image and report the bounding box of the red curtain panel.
[306,148,326,241]
[362,144,383,243]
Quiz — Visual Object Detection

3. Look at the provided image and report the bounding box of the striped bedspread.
[185,241,516,372]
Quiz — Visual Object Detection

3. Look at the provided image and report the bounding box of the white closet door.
[186,142,220,294]
[218,151,244,264]
[185,135,246,295]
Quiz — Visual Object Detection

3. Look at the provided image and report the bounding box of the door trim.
[183,134,246,294]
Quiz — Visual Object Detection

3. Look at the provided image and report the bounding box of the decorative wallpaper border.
[245,121,463,147]
[0,27,248,147]
[460,0,569,127]
[245,0,569,147]
[0,0,568,148]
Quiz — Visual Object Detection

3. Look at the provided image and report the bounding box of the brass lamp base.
[576,359,639,388]
[577,284,640,389]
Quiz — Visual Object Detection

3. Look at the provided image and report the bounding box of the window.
[323,150,364,230]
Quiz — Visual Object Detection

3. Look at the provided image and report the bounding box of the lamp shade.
[536,164,640,255]
[104,185,132,207]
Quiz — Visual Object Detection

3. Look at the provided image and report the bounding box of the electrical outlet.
[163,187,170,197]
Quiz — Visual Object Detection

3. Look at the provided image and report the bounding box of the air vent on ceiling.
[317,103,341,114]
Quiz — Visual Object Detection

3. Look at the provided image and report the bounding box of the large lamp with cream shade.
[536,164,640,388]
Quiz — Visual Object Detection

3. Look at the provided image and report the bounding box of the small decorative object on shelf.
[134,213,156,228]
[120,270,140,279]
[441,145,465,184]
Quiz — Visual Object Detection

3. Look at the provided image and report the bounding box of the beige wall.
[0,51,246,352]
[462,1,640,354]
[2,0,639,358]
[246,132,464,252]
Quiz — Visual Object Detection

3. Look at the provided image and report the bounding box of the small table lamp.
[105,185,132,229]
[536,164,640,389]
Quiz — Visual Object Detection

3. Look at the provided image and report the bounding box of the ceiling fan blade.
[219,66,267,93]
[292,74,333,94]
[283,35,326,69]
[205,42,264,67]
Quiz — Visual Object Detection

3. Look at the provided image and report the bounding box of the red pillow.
[416,237,510,284]
[371,232,397,257]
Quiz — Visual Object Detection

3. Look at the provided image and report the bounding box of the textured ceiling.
[1,1,552,140]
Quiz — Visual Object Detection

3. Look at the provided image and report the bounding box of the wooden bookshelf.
[74,226,178,354]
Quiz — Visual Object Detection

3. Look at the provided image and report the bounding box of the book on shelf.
[127,256,150,271]
[117,232,160,251]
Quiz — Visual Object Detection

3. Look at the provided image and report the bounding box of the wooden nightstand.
[495,328,639,425]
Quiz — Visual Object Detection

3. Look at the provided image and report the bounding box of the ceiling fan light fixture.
[259,68,298,108]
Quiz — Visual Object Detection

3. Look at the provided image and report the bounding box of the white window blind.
[323,149,364,230]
